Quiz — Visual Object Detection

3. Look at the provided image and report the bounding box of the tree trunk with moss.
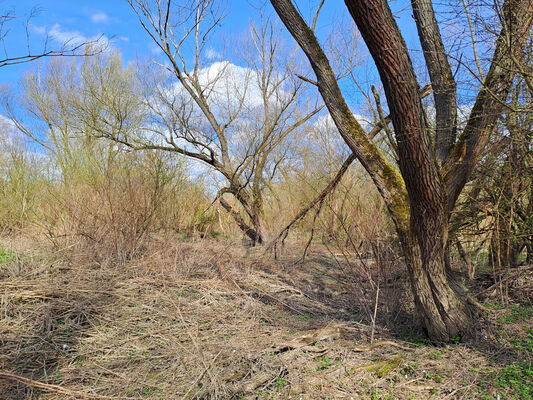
[271,0,533,341]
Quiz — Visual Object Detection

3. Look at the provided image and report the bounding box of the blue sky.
[0,0,487,110]
[0,1,278,86]
[0,1,415,74]
[0,1,378,118]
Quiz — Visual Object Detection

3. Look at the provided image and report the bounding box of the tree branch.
[411,0,457,163]
[445,0,533,210]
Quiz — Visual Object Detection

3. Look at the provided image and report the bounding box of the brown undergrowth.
[1,235,531,399]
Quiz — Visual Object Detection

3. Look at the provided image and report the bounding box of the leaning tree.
[270,0,533,341]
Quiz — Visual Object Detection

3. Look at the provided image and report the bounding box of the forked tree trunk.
[344,0,474,340]
[270,0,533,341]
[399,228,471,341]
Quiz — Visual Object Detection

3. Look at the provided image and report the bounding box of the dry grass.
[1,235,531,399]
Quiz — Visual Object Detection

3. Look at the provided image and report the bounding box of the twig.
[180,350,222,400]
[295,73,318,86]
[477,264,533,295]
[267,153,356,253]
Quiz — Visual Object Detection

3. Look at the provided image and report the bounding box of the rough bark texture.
[345,0,470,342]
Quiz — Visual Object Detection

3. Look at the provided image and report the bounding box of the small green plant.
[428,349,446,360]
[255,389,272,398]
[403,332,431,346]
[425,372,443,383]
[210,231,222,239]
[500,304,533,323]
[485,302,505,311]
[402,363,418,375]
[275,377,286,390]
[368,388,382,400]
[0,249,15,263]
[314,355,331,371]
[510,329,533,353]
[296,313,311,321]
[494,363,533,399]
[140,386,160,397]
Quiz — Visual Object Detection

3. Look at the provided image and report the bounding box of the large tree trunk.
[400,228,471,341]
[270,0,532,341]
[344,0,473,341]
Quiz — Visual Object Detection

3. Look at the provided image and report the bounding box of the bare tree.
[120,0,322,244]
[270,0,533,341]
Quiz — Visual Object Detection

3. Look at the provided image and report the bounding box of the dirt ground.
[1,234,532,399]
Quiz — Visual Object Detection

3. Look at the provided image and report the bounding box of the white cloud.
[314,111,372,133]
[91,12,110,24]
[31,25,47,35]
[0,115,48,164]
[33,23,111,52]
[205,47,221,61]
[0,114,16,133]
[164,61,264,112]
[49,24,87,47]
[0,115,26,148]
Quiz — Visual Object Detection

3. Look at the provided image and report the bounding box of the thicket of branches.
[0,0,531,342]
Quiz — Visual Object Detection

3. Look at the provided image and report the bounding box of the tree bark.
[219,197,264,244]
[411,0,457,163]
[344,0,471,341]
[401,233,470,341]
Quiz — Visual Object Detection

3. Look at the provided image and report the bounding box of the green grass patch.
[493,363,533,399]
[0,249,16,263]
[509,328,533,353]
[500,304,533,324]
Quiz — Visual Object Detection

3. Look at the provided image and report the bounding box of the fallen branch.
[476,264,533,296]
[267,84,433,253]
